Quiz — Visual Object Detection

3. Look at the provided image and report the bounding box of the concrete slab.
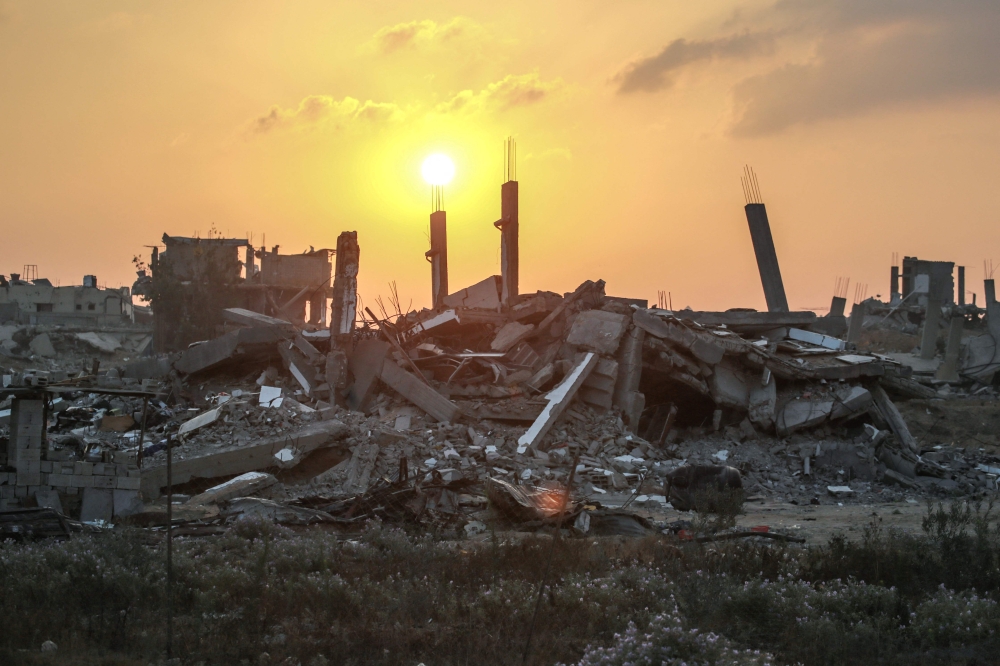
[29,333,56,358]
[80,488,114,523]
[34,489,64,514]
[112,489,143,517]
[567,310,628,355]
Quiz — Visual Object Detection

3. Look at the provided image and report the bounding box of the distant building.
[0,272,132,326]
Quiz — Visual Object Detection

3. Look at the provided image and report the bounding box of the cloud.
[729,0,1000,135]
[615,32,774,94]
[614,1,1000,135]
[437,73,563,114]
[249,95,403,135]
[368,17,482,54]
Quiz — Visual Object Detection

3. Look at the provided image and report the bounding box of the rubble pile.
[5,272,1000,530]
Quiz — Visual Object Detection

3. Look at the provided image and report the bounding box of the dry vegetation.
[2,503,1000,665]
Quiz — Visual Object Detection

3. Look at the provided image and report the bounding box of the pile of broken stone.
[4,278,998,530]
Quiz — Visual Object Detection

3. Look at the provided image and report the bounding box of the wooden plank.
[517,352,598,453]
[378,360,463,423]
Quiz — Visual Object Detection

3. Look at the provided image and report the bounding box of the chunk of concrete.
[29,333,56,358]
[776,399,833,436]
[34,489,64,514]
[517,352,598,453]
[748,373,776,430]
[141,419,349,497]
[174,326,289,376]
[80,487,114,523]
[74,332,121,353]
[710,361,749,410]
[259,386,283,408]
[222,308,293,329]
[566,310,628,355]
[443,275,502,310]
[379,360,463,423]
[346,338,390,412]
[185,471,277,506]
[830,386,872,420]
[177,406,221,437]
[113,489,143,517]
[491,321,535,352]
[344,441,379,494]
[273,446,302,469]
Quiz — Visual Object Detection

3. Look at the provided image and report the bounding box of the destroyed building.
[3,163,1000,535]
[136,234,333,352]
[0,271,133,326]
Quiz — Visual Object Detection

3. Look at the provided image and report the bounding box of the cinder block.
[13,448,41,463]
[115,476,141,491]
[16,460,40,474]
[93,475,116,489]
[17,473,41,486]
[40,461,53,473]
[14,486,28,498]
[127,469,141,478]
[93,463,107,476]
[47,473,68,487]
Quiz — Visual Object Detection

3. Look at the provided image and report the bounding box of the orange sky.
[2,0,1000,313]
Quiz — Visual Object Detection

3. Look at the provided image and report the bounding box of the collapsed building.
[134,234,334,353]
[2,164,1000,533]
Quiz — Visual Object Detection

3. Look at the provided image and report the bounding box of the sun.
[421,153,455,186]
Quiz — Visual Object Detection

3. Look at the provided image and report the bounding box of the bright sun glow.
[421,153,455,185]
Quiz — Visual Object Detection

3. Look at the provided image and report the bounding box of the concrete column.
[495,180,519,305]
[919,295,943,360]
[846,302,866,344]
[935,315,964,382]
[985,279,1000,341]
[330,231,359,340]
[829,296,846,317]
[958,266,965,306]
[244,245,255,279]
[744,203,789,312]
[612,324,644,409]
[426,211,448,309]
[890,266,900,301]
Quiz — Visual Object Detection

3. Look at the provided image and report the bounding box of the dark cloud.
[731,0,1000,135]
[615,32,773,94]
[615,1,1000,135]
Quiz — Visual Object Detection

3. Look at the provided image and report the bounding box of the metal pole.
[166,434,174,658]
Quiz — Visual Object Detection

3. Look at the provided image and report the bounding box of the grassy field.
[2,503,1000,665]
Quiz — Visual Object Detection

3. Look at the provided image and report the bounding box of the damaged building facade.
[135,234,334,352]
[0,272,133,326]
